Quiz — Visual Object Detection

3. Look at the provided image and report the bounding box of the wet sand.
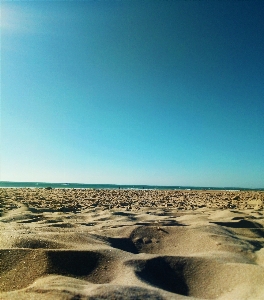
[1,188,264,299]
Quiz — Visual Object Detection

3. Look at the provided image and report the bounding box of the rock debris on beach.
[0,188,263,213]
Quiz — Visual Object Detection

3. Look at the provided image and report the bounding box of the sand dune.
[1,188,264,299]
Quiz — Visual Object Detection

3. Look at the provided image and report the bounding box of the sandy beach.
[1,188,264,299]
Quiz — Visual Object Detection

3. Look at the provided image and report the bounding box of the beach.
[1,188,264,299]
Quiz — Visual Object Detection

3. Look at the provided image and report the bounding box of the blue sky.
[1,0,264,188]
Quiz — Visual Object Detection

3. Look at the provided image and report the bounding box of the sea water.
[0,181,262,191]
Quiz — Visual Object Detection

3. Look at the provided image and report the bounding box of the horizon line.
[0,180,263,190]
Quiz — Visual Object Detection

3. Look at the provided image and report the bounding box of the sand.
[0,188,264,299]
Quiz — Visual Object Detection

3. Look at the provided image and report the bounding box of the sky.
[0,0,264,188]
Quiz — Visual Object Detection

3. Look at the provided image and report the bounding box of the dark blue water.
[0,181,263,191]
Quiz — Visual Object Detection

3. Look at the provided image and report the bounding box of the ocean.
[0,181,263,191]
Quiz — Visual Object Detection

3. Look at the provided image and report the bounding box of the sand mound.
[127,255,264,299]
[1,188,264,299]
[0,249,120,292]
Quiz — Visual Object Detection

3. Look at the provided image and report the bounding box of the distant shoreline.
[0,181,263,191]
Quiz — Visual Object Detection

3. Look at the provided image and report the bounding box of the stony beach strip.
[1,188,263,213]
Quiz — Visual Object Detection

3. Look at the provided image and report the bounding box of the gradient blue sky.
[1,0,264,187]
